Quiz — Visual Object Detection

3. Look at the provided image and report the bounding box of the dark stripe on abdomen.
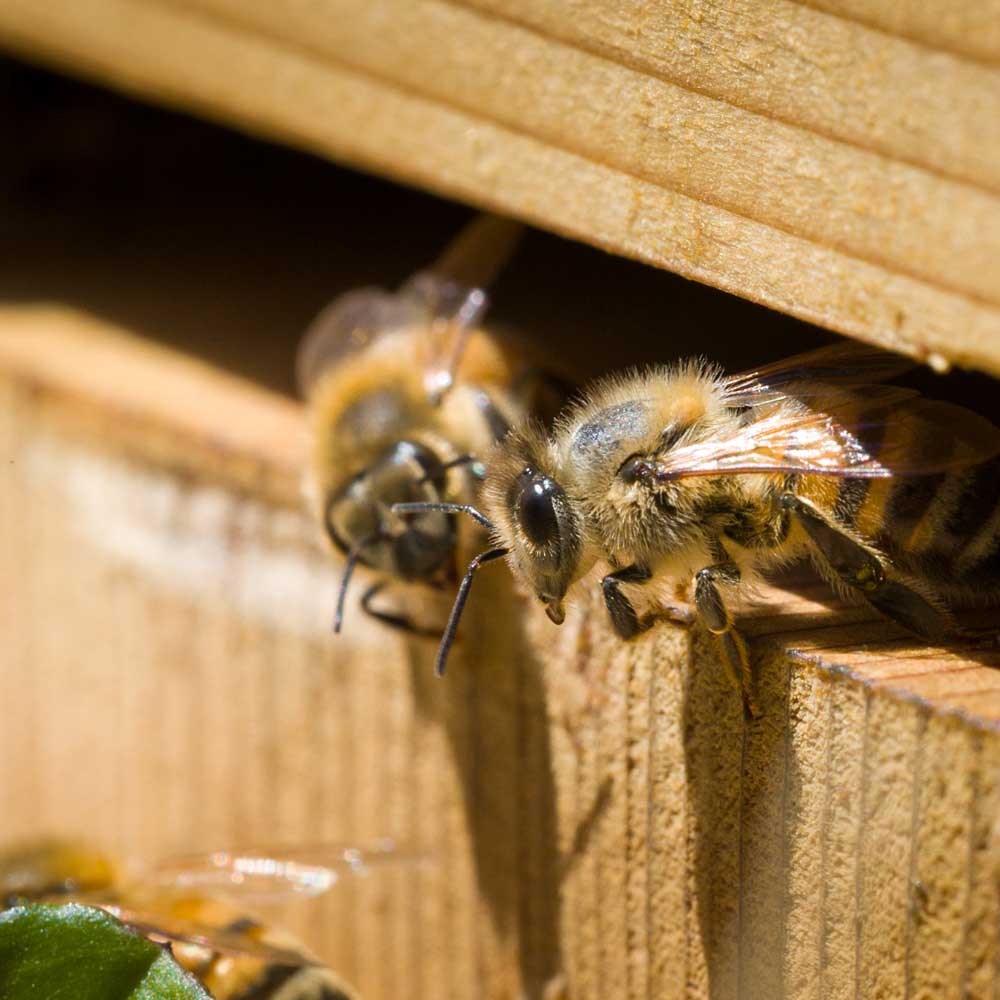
[230,966,353,1000]
[944,459,1000,542]
[950,458,1000,585]
[886,461,1000,591]
[227,963,299,1000]
[873,473,946,573]
[833,399,891,529]
[889,473,945,525]
[884,473,946,540]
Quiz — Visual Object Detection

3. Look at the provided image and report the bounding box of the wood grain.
[801,0,1000,65]
[458,0,1000,192]
[1,1,999,376]
[3,308,1000,999]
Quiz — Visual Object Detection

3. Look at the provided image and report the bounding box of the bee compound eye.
[517,475,562,548]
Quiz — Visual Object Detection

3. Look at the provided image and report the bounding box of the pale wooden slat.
[782,666,828,1000]
[166,0,1000,305]
[855,694,916,998]
[964,741,1000,995]
[907,714,977,1000]
[2,1,1000,378]
[460,0,1000,193]
[0,304,306,503]
[818,676,867,1000]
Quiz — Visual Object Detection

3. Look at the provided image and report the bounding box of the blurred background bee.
[0,839,397,1000]
[396,342,1000,717]
[297,213,567,636]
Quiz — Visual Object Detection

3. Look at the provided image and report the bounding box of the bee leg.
[782,494,953,643]
[602,565,696,638]
[359,580,443,639]
[864,580,954,644]
[694,562,759,720]
[601,564,656,638]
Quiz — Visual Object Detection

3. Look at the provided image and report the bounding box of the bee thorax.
[588,476,700,563]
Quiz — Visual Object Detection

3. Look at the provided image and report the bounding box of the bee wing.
[725,340,915,406]
[295,285,425,396]
[95,901,317,966]
[0,839,116,899]
[650,387,1000,481]
[400,214,523,400]
[296,215,522,399]
[143,840,402,904]
[393,270,492,401]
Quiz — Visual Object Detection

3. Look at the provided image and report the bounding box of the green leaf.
[129,949,214,1000]
[0,903,211,1000]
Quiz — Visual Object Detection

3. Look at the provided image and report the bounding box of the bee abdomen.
[949,459,1000,584]
[223,965,352,1000]
[880,458,1000,591]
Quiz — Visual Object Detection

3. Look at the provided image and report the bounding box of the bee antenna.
[391,501,496,532]
[434,547,509,676]
[334,533,381,634]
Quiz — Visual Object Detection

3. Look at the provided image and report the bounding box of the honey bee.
[394,342,1000,716]
[298,213,562,634]
[0,839,394,999]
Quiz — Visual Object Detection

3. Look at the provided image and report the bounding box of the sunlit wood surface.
[1,309,998,999]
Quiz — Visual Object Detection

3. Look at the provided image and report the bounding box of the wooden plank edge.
[454,0,1000,194]
[1,3,1000,378]
[0,305,307,506]
[165,0,1000,306]
[798,0,1000,67]
[787,648,1000,732]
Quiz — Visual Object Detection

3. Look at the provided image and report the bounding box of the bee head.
[384,427,586,677]
[484,427,585,625]
[325,440,455,580]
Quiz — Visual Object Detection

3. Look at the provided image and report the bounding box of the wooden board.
[2,306,999,999]
[1,1,1000,377]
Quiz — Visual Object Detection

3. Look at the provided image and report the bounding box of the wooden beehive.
[1,5,1000,999]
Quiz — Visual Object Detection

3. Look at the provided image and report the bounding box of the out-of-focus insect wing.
[295,286,423,396]
[97,900,318,967]
[651,387,1000,481]
[296,214,523,399]
[0,839,116,902]
[878,398,1000,472]
[144,840,401,904]
[725,340,916,406]
[394,270,491,402]
[405,214,523,401]
[294,276,480,400]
